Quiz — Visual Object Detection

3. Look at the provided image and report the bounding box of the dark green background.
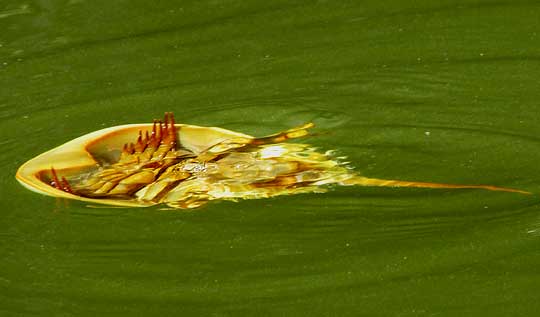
[2,0,540,315]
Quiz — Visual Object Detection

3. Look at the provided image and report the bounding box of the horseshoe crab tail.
[342,176,532,195]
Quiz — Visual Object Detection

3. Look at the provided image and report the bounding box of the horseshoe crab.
[16,112,530,209]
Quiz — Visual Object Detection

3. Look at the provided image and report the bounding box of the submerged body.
[16,113,530,209]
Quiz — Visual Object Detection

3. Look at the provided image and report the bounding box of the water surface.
[2,0,540,315]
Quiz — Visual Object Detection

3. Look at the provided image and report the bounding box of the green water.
[2,0,540,315]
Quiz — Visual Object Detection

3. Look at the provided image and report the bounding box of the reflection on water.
[2,0,540,315]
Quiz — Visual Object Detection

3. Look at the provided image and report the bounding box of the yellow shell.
[16,115,259,207]
[16,113,530,209]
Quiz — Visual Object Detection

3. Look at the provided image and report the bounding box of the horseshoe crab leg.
[196,122,315,161]
[50,167,74,194]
